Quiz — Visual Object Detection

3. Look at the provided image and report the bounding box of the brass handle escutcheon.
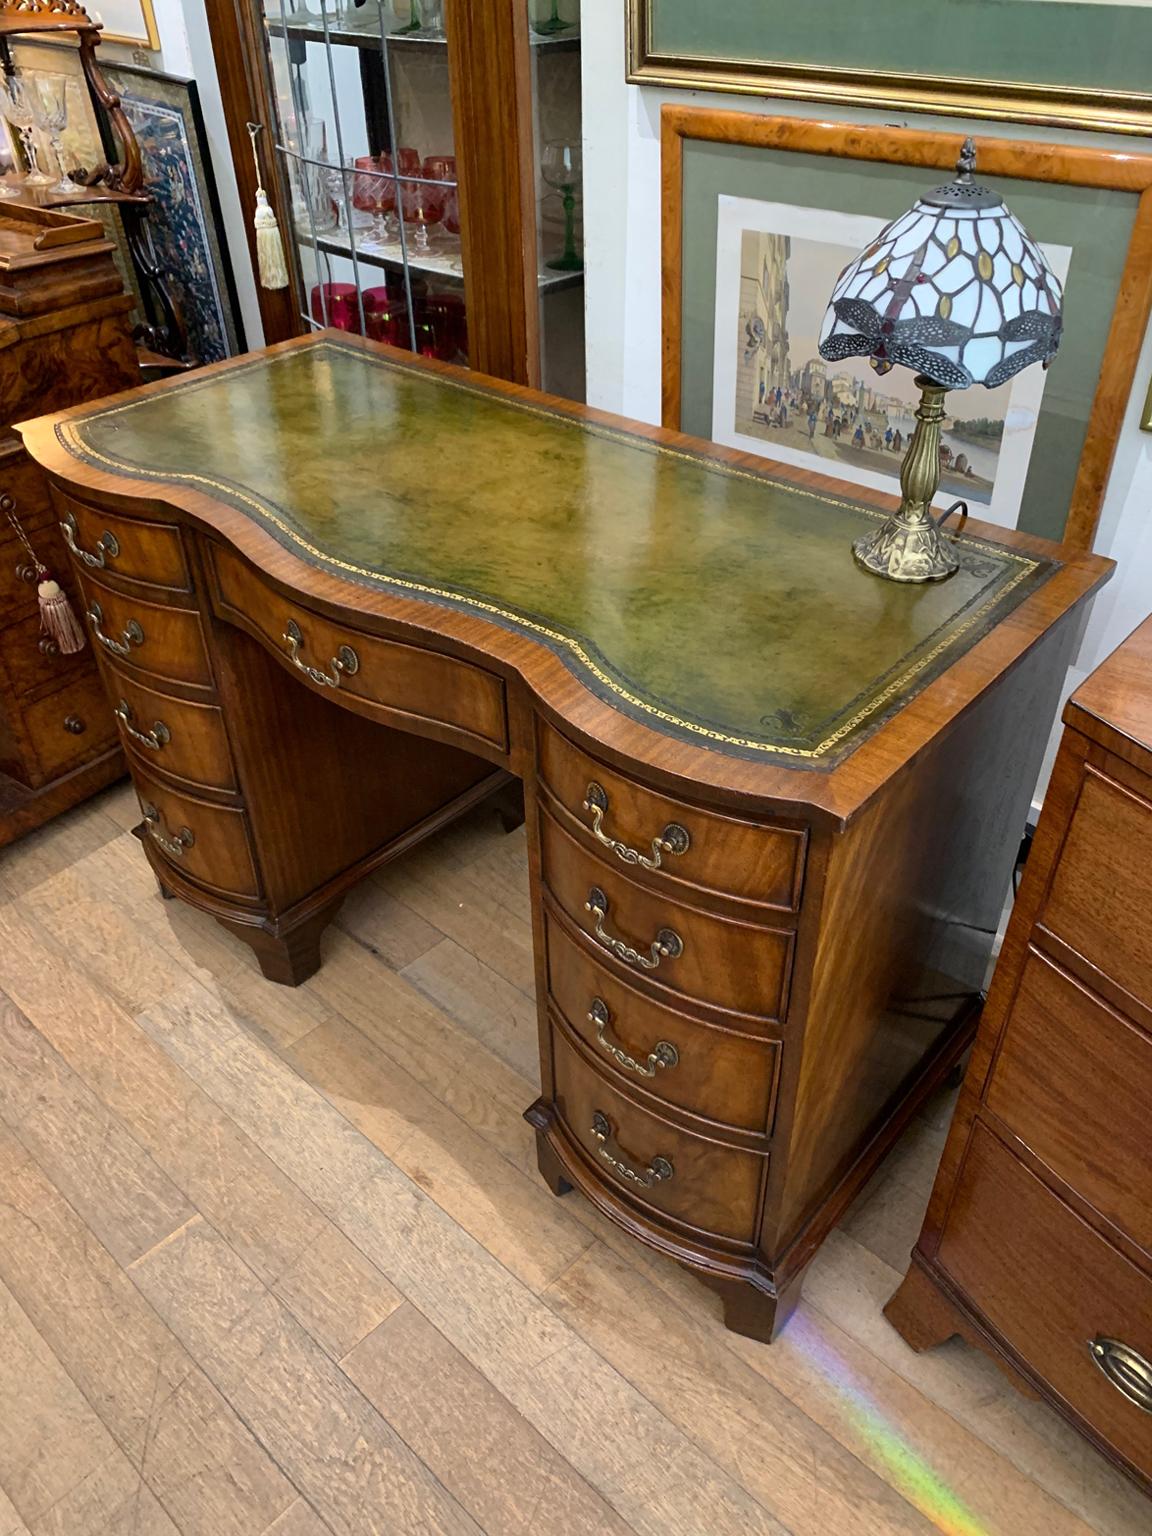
[590,1111,673,1188]
[583,782,690,870]
[584,887,682,972]
[140,802,194,858]
[88,602,144,657]
[115,700,171,751]
[589,997,678,1077]
[1089,1338,1152,1414]
[61,511,120,568]
[282,618,359,689]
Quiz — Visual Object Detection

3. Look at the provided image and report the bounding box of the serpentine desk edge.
[18,332,1113,828]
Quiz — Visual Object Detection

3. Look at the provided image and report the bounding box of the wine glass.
[416,0,444,36]
[2,75,53,187]
[401,169,444,253]
[0,113,24,198]
[541,138,582,272]
[353,154,394,247]
[32,76,83,196]
[531,0,573,37]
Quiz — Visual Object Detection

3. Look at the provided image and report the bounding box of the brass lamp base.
[852,376,962,584]
[853,514,959,583]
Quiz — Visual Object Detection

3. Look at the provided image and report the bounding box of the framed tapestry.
[628,1,1152,137]
[101,62,245,364]
[661,107,1152,551]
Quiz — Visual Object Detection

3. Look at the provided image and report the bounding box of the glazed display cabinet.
[205,0,585,396]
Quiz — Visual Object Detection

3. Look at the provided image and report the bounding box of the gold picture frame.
[97,0,160,50]
[627,0,1152,138]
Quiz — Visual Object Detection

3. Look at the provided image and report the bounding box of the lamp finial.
[956,137,977,179]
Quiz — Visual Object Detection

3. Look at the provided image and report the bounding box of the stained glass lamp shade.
[817,140,1064,582]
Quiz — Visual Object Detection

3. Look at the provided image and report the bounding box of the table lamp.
[818,139,1063,582]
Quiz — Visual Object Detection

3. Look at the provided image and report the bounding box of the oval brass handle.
[61,511,120,569]
[88,601,144,657]
[140,802,194,858]
[115,699,171,751]
[282,618,359,689]
[583,782,690,871]
[590,1111,673,1188]
[1089,1338,1152,1414]
[589,997,678,1077]
[584,887,682,972]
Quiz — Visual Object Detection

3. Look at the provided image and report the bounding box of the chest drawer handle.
[584,887,682,971]
[589,997,678,1076]
[583,782,690,870]
[1090,1338,1152,1414]
[140,802,195,858]
[61,511,120,569]
[283,618,359,689]
[88,602,144,657]
[591,1111,673,1188]
[115,700,171,751]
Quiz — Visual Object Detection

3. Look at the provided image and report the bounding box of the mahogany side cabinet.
[887,613,1152,1494]
[19,332,1112,1341]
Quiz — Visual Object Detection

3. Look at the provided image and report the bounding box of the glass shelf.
[304,223,582,293]
[270,19,579,52]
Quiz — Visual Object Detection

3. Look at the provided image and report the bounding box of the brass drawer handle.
[88,601,144,657]
[140,802,194,858]
[589,997,678,1077]
[115,699,171,751]
[590,1111,673,1188]
[584,886,682,972]
[61,511,120,569]
[282,618,359,689]
[63,715,86,735]
[583,781,690,871]
[1090,1338,1152,1414]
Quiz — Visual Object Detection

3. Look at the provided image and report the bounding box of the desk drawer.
[110,671,237,794]
[939,1123,1152,1484]
[131,765,259,900]
[1040,769,1152,1006]
[539,808,793,1024]
[22,671,117,780]
[545,909,780,1137]
[55,489,192,595]
[210,545,508,754]
[78,573,213,689]
[552,1024,767,1246]
[987,950,1152,1257]
[538,720,805,913]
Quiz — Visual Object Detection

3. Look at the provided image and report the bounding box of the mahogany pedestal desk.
[887,615,1152,1491]
[19,334,1112,1342]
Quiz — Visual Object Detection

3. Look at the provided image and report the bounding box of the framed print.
[628,1,1152,137]
[662,107,1152,551]
[101,62,245,364]
[95,0,160,50]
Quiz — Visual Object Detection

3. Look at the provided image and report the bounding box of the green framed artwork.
[629,1,1152,136]
[661,108,1152,551]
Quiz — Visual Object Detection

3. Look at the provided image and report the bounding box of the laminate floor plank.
[0,901,402,1363]
[136,982,789,1536]
[0,992,196,1268]
[261,1502,331,1536]
[0,1486,30,1536]
[128,1216,484,1536]
[342,1302,636,1536]
[335,878,444,971]
[400,937,542,1083]
[0,1126,303,1535]
[0,795,123,901]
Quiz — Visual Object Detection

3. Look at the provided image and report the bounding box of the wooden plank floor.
[0,781,1147,1536]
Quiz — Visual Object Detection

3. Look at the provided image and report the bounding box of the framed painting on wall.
[95,0,160,50]
[101,62,244,364]
[662,107,1152,551]
[628,0,1152,136]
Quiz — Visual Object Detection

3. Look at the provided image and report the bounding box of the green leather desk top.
[56,336,1056,767]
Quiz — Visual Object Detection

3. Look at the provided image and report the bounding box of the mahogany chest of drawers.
[0,203,138,845]
[887,613,1152,1493]
[20,334,1113,1340]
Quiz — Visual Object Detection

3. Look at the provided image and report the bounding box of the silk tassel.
[37,574,87,655]
[248,123,289,291]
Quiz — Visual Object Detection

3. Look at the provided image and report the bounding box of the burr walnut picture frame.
[661,107,1152,551]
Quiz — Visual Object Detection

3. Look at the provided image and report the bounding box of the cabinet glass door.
[262,0,468,365]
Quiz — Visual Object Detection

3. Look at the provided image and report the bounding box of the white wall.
[581,10,1152,790]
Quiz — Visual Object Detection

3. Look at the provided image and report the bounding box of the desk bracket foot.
[216,896,345,987]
